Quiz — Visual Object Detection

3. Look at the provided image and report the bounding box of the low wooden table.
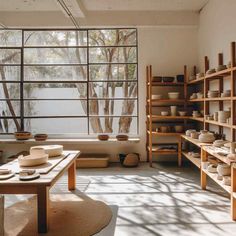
[0,150,80,233]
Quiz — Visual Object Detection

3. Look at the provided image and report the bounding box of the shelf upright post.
[146,65,150,162]
[204,56,209,131]
[200,148,207,190]
[232,163,236,220]
[231,42,236,141]
[218,53,224,135]
[148,65,153,167]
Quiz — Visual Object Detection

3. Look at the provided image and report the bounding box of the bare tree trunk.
[0,66,21,131]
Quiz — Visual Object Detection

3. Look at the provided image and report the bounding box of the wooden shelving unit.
[146,65,187,167]
[179,41,236,220]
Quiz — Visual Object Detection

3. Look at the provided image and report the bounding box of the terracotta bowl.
[14,131,32,140]
[98,134,109,141]
[34,134,48,141]
[116,134,129,141]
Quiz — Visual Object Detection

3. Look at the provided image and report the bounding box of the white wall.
[198,0,236,69]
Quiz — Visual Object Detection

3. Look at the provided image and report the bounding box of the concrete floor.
[4,163,236,236]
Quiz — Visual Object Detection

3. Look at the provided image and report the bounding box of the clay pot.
[217,163,231,176]
[218,111,230,123]
[213,112,218,121]
[185,129,196,137]
[207,164,218,173]
[199,131,215,143]
[191,131,200,139]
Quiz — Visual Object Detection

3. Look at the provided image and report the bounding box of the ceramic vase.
[170,106,177,116]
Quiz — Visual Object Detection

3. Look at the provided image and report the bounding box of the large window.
[0,29,138,135]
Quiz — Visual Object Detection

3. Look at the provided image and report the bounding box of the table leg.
[37,186,49,233]
[178,137,182,167]
[0,195,4,236]
[68,160,76,191]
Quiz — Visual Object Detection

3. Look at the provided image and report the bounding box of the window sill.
[0,137,140,145]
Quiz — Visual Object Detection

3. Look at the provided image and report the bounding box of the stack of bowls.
[207,90,219,98]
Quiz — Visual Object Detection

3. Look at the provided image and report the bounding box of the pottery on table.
[190,93,197,99]
[152,94,162,100]
[191,131,200,139]
[185,129,196,137]
[207,90,219,98]
[174,125,183,133]
[161,111,169,116]
[170,106,177,116]
[97,134,109,141]
[213,139,229,148]
[217,163,231,176]
[30,145,63,157]
[168,92,180,99]
[199,131,215,143]
[18,153,48,167]
[178,111,187,116]
[163,77,175,83]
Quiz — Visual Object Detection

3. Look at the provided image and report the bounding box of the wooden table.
[0,150,80,233]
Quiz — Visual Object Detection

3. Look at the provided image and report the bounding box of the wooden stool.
[0,195,4,236]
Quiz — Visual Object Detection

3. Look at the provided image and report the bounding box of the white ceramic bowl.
[30,145,63,157]
[168,92,180,99]
[179,111,187,116]
[161,111,169,116]
[18,154,48,167]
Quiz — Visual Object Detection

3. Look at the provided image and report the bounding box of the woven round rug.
[4,193,112,236]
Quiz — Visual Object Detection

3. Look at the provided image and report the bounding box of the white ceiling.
[81,0,209,11]
[0,0,209,12]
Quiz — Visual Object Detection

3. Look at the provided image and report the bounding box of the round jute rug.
[4,193,112,236]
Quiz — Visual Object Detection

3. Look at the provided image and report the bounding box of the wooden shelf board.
[205,97,231,101]
[148,82,184,86]
[187,77,204,85]
[181,135,211,148]
[202,146,236,166]
[205,68,231,79]
[202,168,231,194]
[182,151,201,168]
[147,115,189,120]
[188,117,204,122]
[148,99,186,103]
[205,120,232,128]
[188,98,204,102]
[147,131,183,136]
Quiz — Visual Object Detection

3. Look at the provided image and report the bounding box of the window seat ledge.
[0,138,140,145]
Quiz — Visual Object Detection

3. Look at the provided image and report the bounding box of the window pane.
[0,101,20,116]
[89,82,137,98]
[0,83,20,99]
[24,48,87,64]
[89,29,136,46]
[24,31,87,46]
[24,118,88,134]
[89,100,137,116]
[0,118,20,133]
[0,49,21,64]
[89,47,136,63]
[23,83,87,99]
[24,100,87,117]
[0,66,21,81]
[24,65,87,81]
[0,30,22,47]
[89,117,137,134]
[89,64,137,81]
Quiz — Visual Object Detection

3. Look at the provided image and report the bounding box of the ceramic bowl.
[207,164,218,173]
[14,131,32,140]
[213,140,228,147]
[199,132,215,143]
[18,154,48,167]
[191,132,200,139]
[34,134,48,141]
[168,92,180,99]
[197,92,204,99]
[163,77,175,83]
[161,111,169,116]
[207,90,219,98]
[152,76,162,82]
[192,152,200,158]
[206,68,216,75]
[116,134,129,141]
[179,111,187,116]
[152,94,162,100]
[98,134,109,141]
[217,163,231,176]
